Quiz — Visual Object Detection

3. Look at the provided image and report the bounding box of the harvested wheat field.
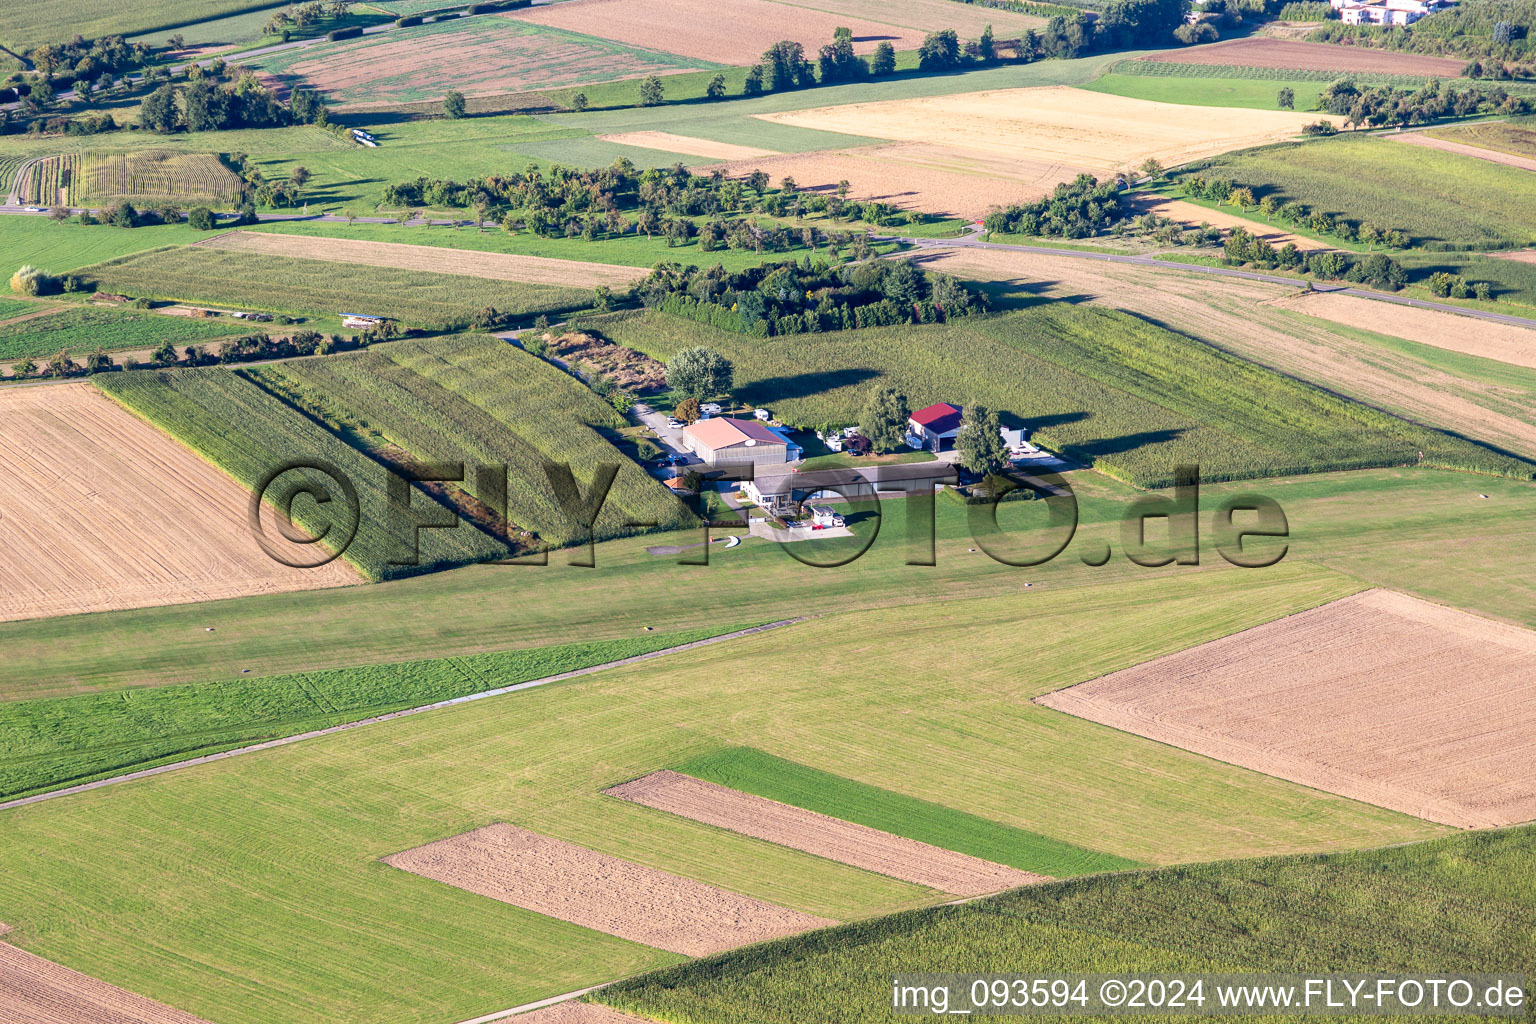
[1394,131,1536,173]
[608,770,1046,895]
[0,383,359,623]
[384,824,836,956]
[708,142,1085,218]
[597,131,779,160]
[515,1003,654,1024]
[1035,589,1536,829]
[0,940,213,1024]
[1130,195,1324,249]
[505,0,925,64]
[758,87,1341,173]
[1139,37,1467,76]
[1283,290,1536,370]
[196,231,645,288]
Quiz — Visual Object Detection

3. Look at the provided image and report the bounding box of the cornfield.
[17,154,78,206]
[600,306,1531,488]
[81,151,247,206]
[253,335,694,547]
[95,366,510,580]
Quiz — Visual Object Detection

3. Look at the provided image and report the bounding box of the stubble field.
[505,0,925,64]
[194,231,646,288]
[758,87,1342,174]
[0,383,359,623]
[1279,290,1536,370]
[1035,589,1536,828]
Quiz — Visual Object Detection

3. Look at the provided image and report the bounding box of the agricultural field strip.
[0,383,358,624]
[0,620,802,813]
[194,230,647,287]
[385,824,837,956]
[0,305,255,361]
[1034,589,1536,828]
[607,770,1045,896]
[0,940,213,1024]
[1393,130,1536,173]
[81,151,246,205]
[1137,37,1468,76]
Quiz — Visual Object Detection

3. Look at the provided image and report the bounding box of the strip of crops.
[0,625,736,801]
[0,157,23,197]
[380,335,695,539]
[82,151,247,206]
[1114,58,1459,83]
[254,338,692,546]
[19,154,78,206]
[80,247,593,328]
[95,366,509,579]
[0,307,250,360]
[598,307,1529,487]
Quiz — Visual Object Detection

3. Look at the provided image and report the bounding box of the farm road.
[0,618,805,813]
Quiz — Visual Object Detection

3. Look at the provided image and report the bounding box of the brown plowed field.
[1283,290,1536,370]
[384,824,836,955]
[707,142,1086,218]
[1034,589,1536,828]
[0,941,213,1024]
[517,1003,654,1024]
[1140,38,1467,76]
[194,231,646,287]
[0,384,359,623]
[505,0,926,64]
[608,770,1046,895]
[777,0,1046,34]
[1394,131,1536,173]
[597,132,779,160]
[759,87,1341,173]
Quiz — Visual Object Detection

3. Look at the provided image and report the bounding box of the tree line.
[983,174,1126,238]
[1311,0,1536,61]
[636,256,989,338]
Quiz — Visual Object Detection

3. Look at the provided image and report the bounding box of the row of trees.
[3,330,365,381]
[1179,175,1412,248]
[1219,226,1415,289]
[1317,77,1529,128]
[139,76,328,133]
[638,256,989,338]
[983,173,1126,239]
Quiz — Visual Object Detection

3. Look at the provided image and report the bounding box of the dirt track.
[194,231,645,287]
[1394,131,1536,173]
[1034,589,1536,828]
[1140,37,1466,76]
[0,941,213,1024]
[597,132,778,160]
[0,383,359,623]
[384,824,836,955]
[608,770,1045,895]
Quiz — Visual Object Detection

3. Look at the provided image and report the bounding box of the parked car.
[666,418,684,429]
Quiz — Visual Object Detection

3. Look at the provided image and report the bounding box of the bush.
[327,26,363,41]
[1174,21,1220,44]
[9,265,56,296]
[110,201,138,228]
[188,207,216,230]
[396,14,422,25]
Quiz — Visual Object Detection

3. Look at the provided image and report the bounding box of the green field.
[0,305,253,360]
[0,0,280,50]
[0,625,733,801]
[596,306,1531,486]
[0,563,1442,1024]
[600,823,1536,1023]
[673,747,1144,877]
[247,17,714,106]
[0,296,43,320]
[249,335,694,545]
[1,218,220,277]
[94,364,509,579]
[1188,133,1536,249]
[82,246,592,327]
[1082,73,1332,110]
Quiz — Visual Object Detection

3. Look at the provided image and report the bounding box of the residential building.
[907,402,964,452]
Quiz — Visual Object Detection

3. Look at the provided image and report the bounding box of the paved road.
[0,618,804,814]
